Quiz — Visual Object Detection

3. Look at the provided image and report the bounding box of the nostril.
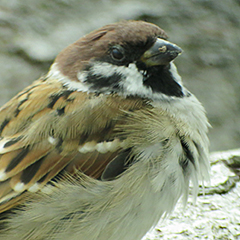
[158,46,167,53]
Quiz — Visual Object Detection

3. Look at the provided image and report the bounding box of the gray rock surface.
[144,149,240,240]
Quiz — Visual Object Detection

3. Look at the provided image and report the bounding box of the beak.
[140,38,182,66]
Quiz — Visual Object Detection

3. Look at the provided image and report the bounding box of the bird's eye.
[111,47,125,61]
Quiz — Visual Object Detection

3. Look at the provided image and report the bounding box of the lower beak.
[140,38,182,66]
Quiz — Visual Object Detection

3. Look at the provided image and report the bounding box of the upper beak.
[140,38,182,66]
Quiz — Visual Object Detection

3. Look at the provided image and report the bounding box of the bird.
[0,20,210,240]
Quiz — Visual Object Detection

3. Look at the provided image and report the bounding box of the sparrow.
[0,20,209,240]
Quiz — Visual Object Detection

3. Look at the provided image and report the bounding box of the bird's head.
[49,20,184,99]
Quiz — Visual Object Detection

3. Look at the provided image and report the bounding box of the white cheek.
[119,63,153,96]
[169,62,182,84]
[90,62,126,78]
[47,62,184,102]
[47,63,90,92]
[77,61,149,96]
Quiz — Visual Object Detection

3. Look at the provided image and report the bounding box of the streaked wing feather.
[0,192,30,213]
[0,180,12,200]
[65,151,120,179]
[0,143,53,181]
[0,77,148,213]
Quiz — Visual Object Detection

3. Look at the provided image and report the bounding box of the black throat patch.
[142,65,184,97]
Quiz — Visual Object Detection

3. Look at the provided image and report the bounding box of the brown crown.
[54,20,168,81]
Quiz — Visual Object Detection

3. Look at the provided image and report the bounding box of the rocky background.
[0,0,239,239]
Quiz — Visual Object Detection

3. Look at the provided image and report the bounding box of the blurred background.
[0,0,239,151]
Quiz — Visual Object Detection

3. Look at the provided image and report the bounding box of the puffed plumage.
[0,20,209,240]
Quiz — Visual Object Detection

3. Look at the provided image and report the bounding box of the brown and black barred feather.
[0,76,149,212]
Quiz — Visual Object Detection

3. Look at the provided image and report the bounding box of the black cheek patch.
[85,72,122,91]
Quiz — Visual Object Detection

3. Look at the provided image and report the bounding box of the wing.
[0,76,147,213]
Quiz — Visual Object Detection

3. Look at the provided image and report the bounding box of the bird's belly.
[74,147,188,240]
